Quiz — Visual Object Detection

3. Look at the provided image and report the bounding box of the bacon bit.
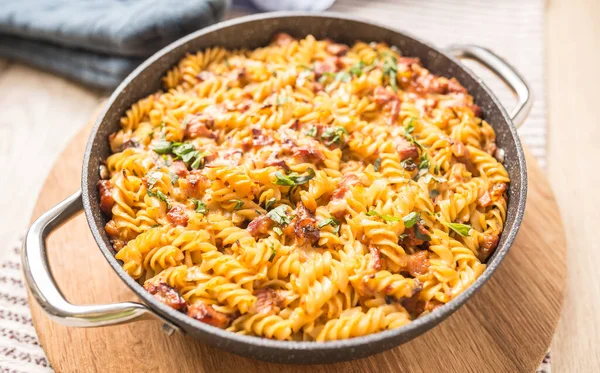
[97,180,115,216]
[251,128,274,147]
[196,71,215,82]
[293,203,320,246]
[144,282,187,311]
[313,57,343,79]
[490,183,507,200]
[372,86,397,105]
[401,222,431,249]
[389,99,401,126]
[450,140,474,171]
[313,81,325,93]
[229,68,249,86]
[469,103,483,117]
[396,136,419,161]
[368,244,382,270]
[105,220,119,239]
[205,149,243,167]
[484,141,497,156]
[400,291,424,319]
[478,191,492,208]
[187,302,232,328]
[479,233,500,261]
[252,288,285,315]
[447,78,467,94]
[111,239,126,252]
[247,215,275,238]
[273,32,295,47]
[170,160,189,178]
[265,158,290,171]
[331,174,361,200]
[402,251,430,276]
[167,205,189,227]
[292,147,324,165]
[326,43,349,56]
[397,57,420,69]
[185,115,216,139]
[179,171,209,199]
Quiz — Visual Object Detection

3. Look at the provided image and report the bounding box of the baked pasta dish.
[98,34,509,342]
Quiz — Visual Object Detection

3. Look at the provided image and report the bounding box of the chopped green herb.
[403,120,424,150]
[276,94,289,106]
[401,158,417,170]
[304,126,318,137]
[152,140,173,154]
[230,199,244,211]
[266,205,291,226]
[146,171,162,190]
[147,189,170,209]
[398,233,408,241]
[318,217,341,233]
[429,189,440,199]
[382,54,398,91]
[321,126,348,146]
[169,171,179,185]
[414,227,432,241]
[224,57,231,69]
[191,199,207,214]
[373,157,382,172]
[441,221,471,237]
[402,212,419,228]
[420,173,447,184]
[367,210,401,222]
[335,71,352,83]
[298,64,313,71]
[274,168,316,187]
[273,226,283,235]
[419,153,430,170]
[265,197,277,210]
[269,243,277,262]
[349,61,366,77]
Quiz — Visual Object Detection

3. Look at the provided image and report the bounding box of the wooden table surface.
[0,0,597,370]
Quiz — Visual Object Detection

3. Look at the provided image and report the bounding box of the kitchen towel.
[0,0,229,90]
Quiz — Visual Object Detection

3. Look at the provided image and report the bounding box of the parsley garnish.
[318,217,341,233]
[265,197,277,210]
[269,243,277,262]
[429,189,440,199]
[367,210,401,222]
[321,126,348,146]
[230,199,244,211]
[273,226,283,235]
[146,171,162,190]
[151,141,207,170]
[404,119,424,150]
[191,199,207,214]
[152,141,172,154]
[169,171,179,185]
[373,157,382,172]
[147,189,170,209]
[441,221,471,237]
[304,126,318,137]
[335,71,352,83]
[402,212,419,228]
[274,168,316,187]
[420,173,447,184]
[382,54,398,92]
[349,61,366,77]
[266,205,291,226]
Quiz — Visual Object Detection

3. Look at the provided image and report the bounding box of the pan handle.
[445,44,532,128]
[22,190,177,333]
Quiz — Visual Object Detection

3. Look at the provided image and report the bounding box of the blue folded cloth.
[0,0,229,90]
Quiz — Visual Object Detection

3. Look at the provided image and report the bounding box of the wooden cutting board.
[28,114,566,373]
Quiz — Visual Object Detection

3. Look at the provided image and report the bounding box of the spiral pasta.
[98,34,509,341]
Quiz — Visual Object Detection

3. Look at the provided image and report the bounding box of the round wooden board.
[29,117,566,373]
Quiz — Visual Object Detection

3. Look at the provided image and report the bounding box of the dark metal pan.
[22,12,530,364]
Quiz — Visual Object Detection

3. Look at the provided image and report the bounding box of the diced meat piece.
[400,291,425,319]
[196,71,215,82]
[179,171,209,199]
[326,43,349,56]
[185,114,216,139]
[169,160,189,178]
[105,220,119,239]
[484,141,497,156]
[490,183,507,200]
[111,239,126,252]
[313,57,343,79]
[401,251,430,277]
[469,103,483,117]
[389,99,401,126]
[401,221,431,248]
[397,57,420,69]
[368,244,382,270]
[293,202,320,246]
[396,136,419,161]
[97,180,115,216]
[478,191,492,208]
[205,149,243,167]
[447,78,468,94]
[252,288,285,315]
[479,233,500,261]
[187,302,232,328]
[373,86,398,106]
[167,205,189,227]
[251,128,274,147]
[273,32,294,47]
[228,68,249,87]
[331,174,361,200]
[292,147,324,164]
[144,282,187,311]
[312,81,325,93]
[265,158,290,171]
[451,140,470,159]
[247,215,275,238]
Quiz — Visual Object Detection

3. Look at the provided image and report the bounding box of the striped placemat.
[0,1,548,371]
